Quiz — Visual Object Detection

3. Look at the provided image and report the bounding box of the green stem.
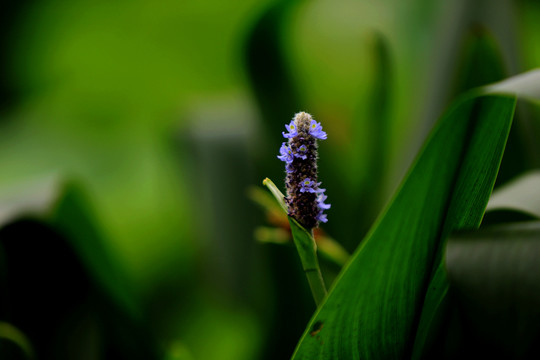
[304,259,328,307]
[288,218,328,306]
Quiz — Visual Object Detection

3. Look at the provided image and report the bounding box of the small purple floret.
[317,193,331,210]
[300,178,316,193]
[282,120,298,138]
[294,144,308,160]
[316,212,328,223]
[285,163,295,173]
[277,143,294,163]
[309,120,327,140]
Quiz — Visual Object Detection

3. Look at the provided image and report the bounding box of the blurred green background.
[1,0,540,359]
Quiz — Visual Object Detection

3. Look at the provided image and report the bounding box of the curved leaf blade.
[413,70,540,358]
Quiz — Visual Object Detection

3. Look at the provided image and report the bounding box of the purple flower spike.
[282,120,298,138]
[277,143,294,163]
[279,111,329,229]
[309,120,327,140]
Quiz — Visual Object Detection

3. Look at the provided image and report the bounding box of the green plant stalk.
[263,178,328,305]
[289,217,328,306]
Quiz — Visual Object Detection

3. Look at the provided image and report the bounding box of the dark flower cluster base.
[277,112,330,230]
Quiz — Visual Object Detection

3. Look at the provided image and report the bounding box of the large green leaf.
[291,90,517,358]
[412,79,540,359]
[292,70,540,359]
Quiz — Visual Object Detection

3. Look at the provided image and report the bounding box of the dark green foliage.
[450,26,507,99]
[445,222,540,358]
[0,180,160,360]
[244,0,303,179]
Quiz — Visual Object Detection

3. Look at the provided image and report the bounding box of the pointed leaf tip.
[262,177,287,212]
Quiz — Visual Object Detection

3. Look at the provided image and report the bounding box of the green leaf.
[486,69,540,102]
[413,70,540,359]
[316,235,350,268]
[445,222,540,358]
[450,25,507,100]
[262,178,287,212]
[0,176,139,318]
[292,91,517,358]
[47,181,140,318]
[343,32,394,241]
[244,0,303,178]
[0,322,35,359]
[0,177,159,359]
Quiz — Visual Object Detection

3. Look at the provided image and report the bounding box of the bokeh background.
[1,0,540,359]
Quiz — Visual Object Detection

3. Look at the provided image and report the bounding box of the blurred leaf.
[453,34,540,187]
[316,235,349,268]
[484,170,540,222]
[0,175,61,227]
[292,88,517,358]
[176,297,262,360]
[341,32,393,242]
[450,25,506,99]
[487,69,540,102]
[48,181,140,318]
[244,0,303,177]
[244,0,301,115]
[261,178,287,212]
[487,71,540,183]
[164,342,194,360]
[445,222,540,358]
[413,70,540,359]
[254,226,291,245]
[0,176,139,317]
[363,32,392,196]
[0,176,159,359]
[248,186,287,224]
[0,322,34,359]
